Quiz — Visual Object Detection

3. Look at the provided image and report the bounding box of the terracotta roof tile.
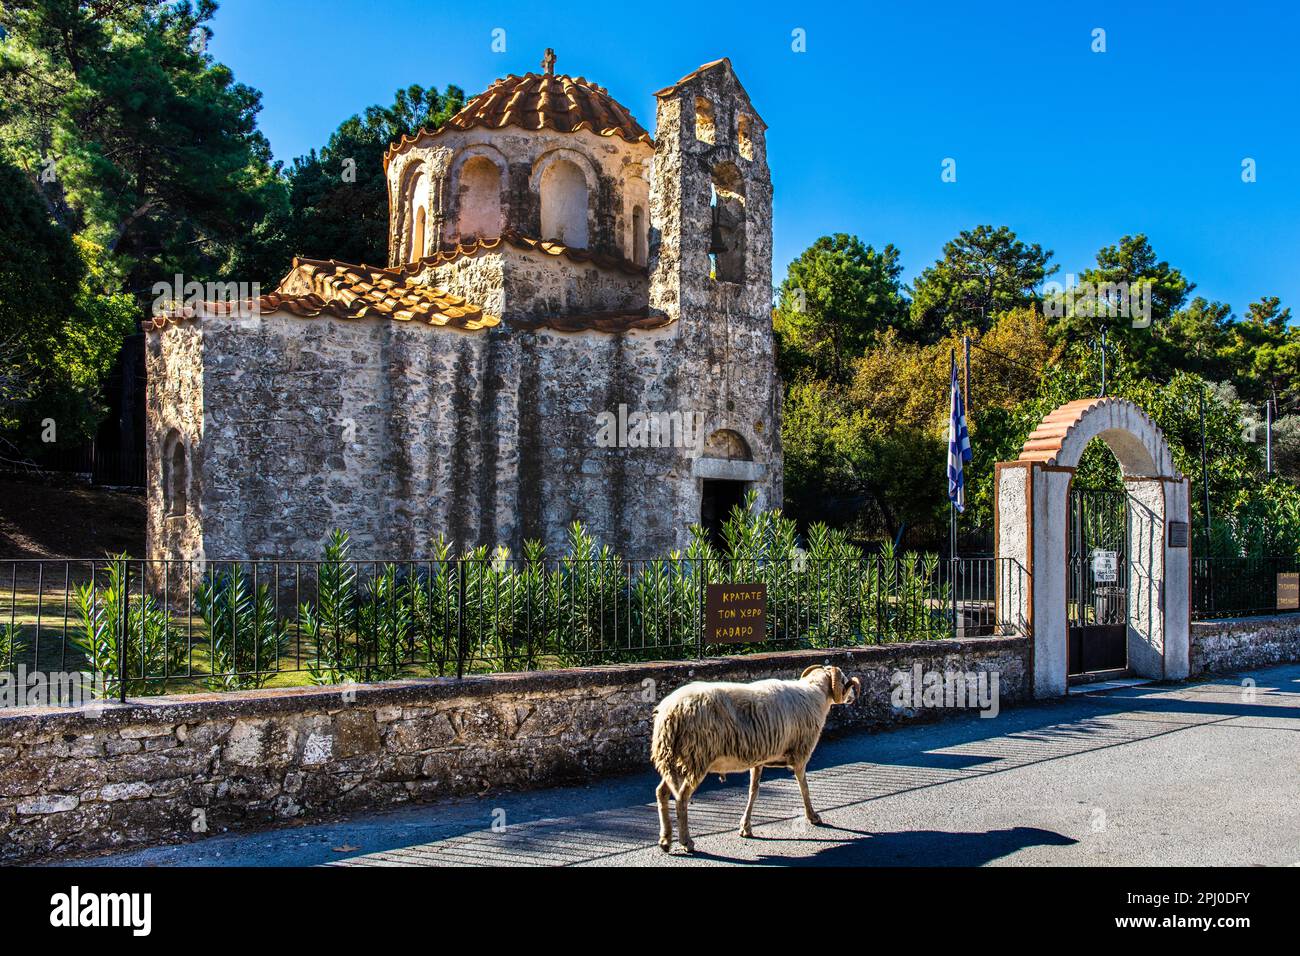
[390,230,647,277]
[1017,397,1169,466]
[142,247,664,336]
[385,72,651,169]
[143,260,499,333]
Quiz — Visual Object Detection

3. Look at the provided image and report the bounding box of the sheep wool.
[652,678,830,782]
[650,665,860,853]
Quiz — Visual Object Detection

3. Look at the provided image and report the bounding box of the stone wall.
[414,245,649,321]
[1190,614,1300,675]
[0,636,1028,863]
[146,308,721,562]
[388,126,652,266]
[145,323,204,564]
[648,61,783,508]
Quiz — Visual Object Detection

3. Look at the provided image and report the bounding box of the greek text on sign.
[704,583,767,644]
[1091,549,1118,583]
[1279,573,1299,611]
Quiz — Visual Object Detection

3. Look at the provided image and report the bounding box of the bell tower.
[648,58,772,322]
[648,59,782,523]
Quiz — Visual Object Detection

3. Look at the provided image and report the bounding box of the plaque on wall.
[1167,521,1189,548]
[704,583,767,643]
[1279,573,1300,611]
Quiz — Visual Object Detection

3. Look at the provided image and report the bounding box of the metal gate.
[1067,488,1128,675]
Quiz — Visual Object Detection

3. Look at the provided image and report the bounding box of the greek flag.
[947,353,972,513]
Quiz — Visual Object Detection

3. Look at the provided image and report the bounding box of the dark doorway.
[1067,487,1129,675]
[701,479,747,549]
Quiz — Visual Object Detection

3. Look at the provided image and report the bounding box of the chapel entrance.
[701,479,747,548]
[993,397,1192,697]
[1067,487,1129,675]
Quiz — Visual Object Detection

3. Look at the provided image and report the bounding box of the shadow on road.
[687,824,1079,867]
[759,826,1079,867]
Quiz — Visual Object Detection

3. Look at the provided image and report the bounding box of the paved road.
[75,663,1300,867]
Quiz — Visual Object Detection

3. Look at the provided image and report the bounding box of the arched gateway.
[995,398,1191,696]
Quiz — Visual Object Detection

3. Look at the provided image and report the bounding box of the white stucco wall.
[996,399,1193,698]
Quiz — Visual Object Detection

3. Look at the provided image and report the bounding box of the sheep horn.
[829,667,844,702]
[800,665,823,680]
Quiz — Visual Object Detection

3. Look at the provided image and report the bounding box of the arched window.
[703,429,752,461]
[413,206,427,261]
[539,158,588,248]
[709,163,746,282]
[163,431,188,517]
[457,155,503,240]
[632,205,646,266]
[695,96,716,144]
[405,166,429,261]
[737,113,755,161]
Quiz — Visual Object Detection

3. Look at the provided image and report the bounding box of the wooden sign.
[704,583,766,643]
[1167,521,1189,549]
[1279,573,1300,611]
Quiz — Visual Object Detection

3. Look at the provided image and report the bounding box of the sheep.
[650,664,861,853]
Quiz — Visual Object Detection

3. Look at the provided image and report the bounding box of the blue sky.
[207,0,1299,315]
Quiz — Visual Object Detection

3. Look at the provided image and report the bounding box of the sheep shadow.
[742,825,1079,867]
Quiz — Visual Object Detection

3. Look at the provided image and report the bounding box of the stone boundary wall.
[1190,613,1300,676]
[0,637,1027,863]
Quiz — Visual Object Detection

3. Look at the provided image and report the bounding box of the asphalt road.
[72,663,1300,867]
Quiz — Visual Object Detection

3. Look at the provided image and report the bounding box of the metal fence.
[1191,556,1300,620]
[0,555,1026,704]
[25,442,145,488]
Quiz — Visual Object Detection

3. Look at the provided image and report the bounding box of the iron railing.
[0,555,1026,705]
[1191,556,1300,620]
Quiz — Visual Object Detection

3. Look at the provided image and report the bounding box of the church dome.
[447,71,651,143]
[385,51,651,168]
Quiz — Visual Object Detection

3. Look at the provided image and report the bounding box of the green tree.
[0,0,289,297]
[283,83,465,266]
[1017,340,1300,555]
[1157,297,1234,381]
[781,378,943,541]
[847,308,1059,537]
[1045,234,1193,376]
[1223,296,1299,410]
[0,160,134,450]
[773,234,909,383]
[909,225,1056,340]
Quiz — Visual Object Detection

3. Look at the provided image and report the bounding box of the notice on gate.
[1279,573,1300,611]
[1091,549,1119,583]
[704,583,767,643]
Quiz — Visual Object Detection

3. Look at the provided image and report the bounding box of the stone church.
[145,54,782,562]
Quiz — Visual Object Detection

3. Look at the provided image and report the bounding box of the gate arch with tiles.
[993,398,1191,697]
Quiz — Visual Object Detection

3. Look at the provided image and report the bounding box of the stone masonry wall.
[0,637,1028,863]
[411,245,649,323]
[144,323,205,565]
[388,126,652,266]
[1190,614,1300,675]
[155,309,703,562]
[648,62,782,506]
